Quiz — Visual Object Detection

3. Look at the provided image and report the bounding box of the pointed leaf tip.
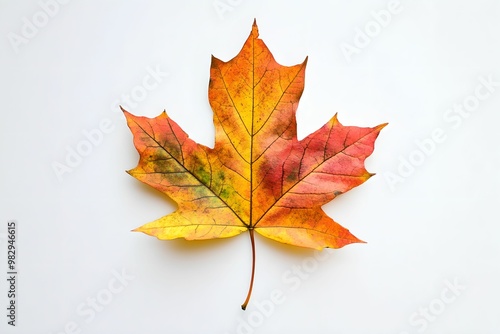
[251,19,259,38]
[377,122,389,130]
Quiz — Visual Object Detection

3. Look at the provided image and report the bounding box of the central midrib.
[249,36,256,229]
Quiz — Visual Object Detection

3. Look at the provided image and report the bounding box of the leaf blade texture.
[123,20,386,307]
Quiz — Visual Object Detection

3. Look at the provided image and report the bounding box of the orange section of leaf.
[124,111,247,240]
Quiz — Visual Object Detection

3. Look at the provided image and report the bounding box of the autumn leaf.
[123,20,386,309]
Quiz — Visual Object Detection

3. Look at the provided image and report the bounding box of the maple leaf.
[123,20,386,309]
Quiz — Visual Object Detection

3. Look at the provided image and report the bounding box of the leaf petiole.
[241,228,256,310]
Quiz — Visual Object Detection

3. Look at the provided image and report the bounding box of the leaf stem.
[241,228,256,310]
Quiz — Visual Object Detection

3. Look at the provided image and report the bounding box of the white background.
[1,1,500,333]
